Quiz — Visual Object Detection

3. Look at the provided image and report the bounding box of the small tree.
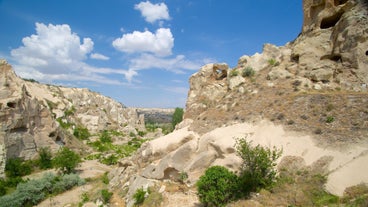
[38,147,53,169]
[235,138,282,195]
[5,158,32,178]
[53,147,81,174]
[172,107,184,128]
[197,166,239,207]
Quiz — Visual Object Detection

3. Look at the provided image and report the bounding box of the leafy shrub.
[5,158,32,178]
[101,189,113,204]
[73,125,90,140]
[101,154,118,165]
[172,107,184,128]
[235,138,282,195]
[229,69,239,77]
[0,179,6,196]
[99,130,112,143]
[242,66,255,77]
[326,116,335,123]
[133,187,147,206]
[64,106,76,116]
[53,147,81,174]
[0,173,84,207]
[197,166,240,207]
[38,147,53,169]
[101,172,109,184]
[179,171,188,184]
[268,58,279,66]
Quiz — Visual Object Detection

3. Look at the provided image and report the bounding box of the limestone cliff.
[108,1,368,206]
[0,60,144,177]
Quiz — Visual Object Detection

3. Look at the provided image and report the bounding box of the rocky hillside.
[0,60,144,177]
[109,0,368,206]
[136,108,175,124]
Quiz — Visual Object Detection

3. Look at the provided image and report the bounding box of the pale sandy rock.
[228,75,246,90]
[267,68,293,80]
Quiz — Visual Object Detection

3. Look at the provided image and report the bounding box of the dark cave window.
[7,102,16,108]
[365,50,368,56]
[334,0,348,6]
[320,11,343,29]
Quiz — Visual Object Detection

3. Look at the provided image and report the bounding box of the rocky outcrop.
[0,60,144,177]
[108,1,368,205]
[295,0,368,89]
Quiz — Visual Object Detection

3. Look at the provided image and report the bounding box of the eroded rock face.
[0,60,144,177]
[295,0,368,89]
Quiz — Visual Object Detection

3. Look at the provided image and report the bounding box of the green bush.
[242,66,255,77]
[268,58,279,66]
[172,107,184,129]
[235,138,282,194]
[5,158,32,178]
[0,173,84,207]
[101,154,118,165]
[53,147,81,174]
[38,147,53,169]
[326,116,335,123]
[197,166,240,207]
[229,69,239,77]
[133,187,147,206]
[73,126,90,140]
[101,172,109,184]
[101,189,113,204]
[0,179,6,196]
[99,130,112,143]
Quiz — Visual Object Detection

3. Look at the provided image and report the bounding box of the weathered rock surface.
[0,60,144,177]
[109,0,368,206]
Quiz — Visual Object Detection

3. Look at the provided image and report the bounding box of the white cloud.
[10,22,132,84]
[134,1,170,23]
[90,53,110,60]
[112,28,174,57]
[11,22,93,74]
[129,53,209,73]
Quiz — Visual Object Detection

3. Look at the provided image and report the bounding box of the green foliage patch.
[53,147,81,174]
[197,166,240,207]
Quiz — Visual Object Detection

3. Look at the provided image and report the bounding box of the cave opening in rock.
[291,54,300,63]
[7,102,16,108]
[334,0,348,6]
[365,50,368,56]
[320,11,344,29]
[55,136,65,146]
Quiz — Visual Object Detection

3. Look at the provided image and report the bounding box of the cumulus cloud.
[134,1,170,23]
[11,22,132,84]
[112,28,174,57]
[90,53,110,60]
[11,22,93,73]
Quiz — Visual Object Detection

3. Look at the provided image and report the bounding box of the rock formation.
[108,0,368,206]
[0,60,144,177]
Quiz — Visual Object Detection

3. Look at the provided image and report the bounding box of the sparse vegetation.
[235,138,282,195]
[53,147,81,174]
[100,189,113,204]
[38,147,53,169]
[73,125,91,140]
[134,187,147,206]
[268,58,280,66]
[172,107,184,129]
[326,116,335,123]
[229,69,239,77]
[197,137,282,206]
[242,66,255,77]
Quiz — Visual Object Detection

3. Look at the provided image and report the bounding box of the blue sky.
[0,0,303,108]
